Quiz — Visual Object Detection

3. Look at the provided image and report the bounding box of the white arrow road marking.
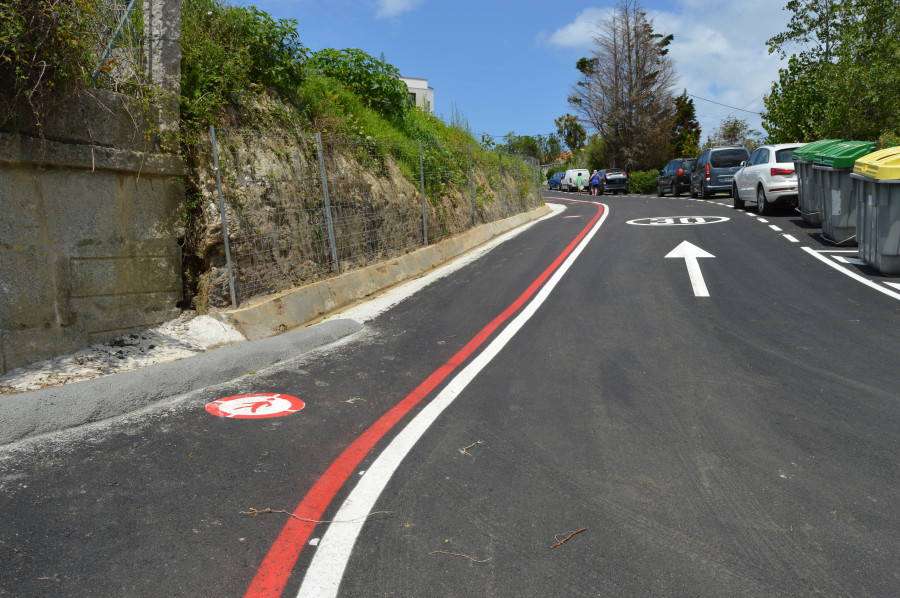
[666,241,715,297]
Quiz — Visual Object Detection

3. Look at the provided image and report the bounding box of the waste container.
[793,139,841,225]
[852,147,900,274]
[811,140,876,245]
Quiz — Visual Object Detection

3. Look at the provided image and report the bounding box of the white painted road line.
[834,256,867,266]
[886,282,900,291]
[757,218,769,223]
[802,247,900,301]
[769,225,783,232]
[296,204,612,598]
[784,234,799,243]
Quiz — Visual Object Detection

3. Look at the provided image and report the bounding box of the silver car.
[732,144,802,214]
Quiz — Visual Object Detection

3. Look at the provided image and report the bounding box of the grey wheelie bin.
[793,139,841,225]
[852,147,900,274]
[811,140,876,245]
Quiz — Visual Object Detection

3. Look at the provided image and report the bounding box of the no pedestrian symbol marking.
[205,393,305,419]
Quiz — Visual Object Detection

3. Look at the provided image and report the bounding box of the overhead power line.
[686,93,763,116]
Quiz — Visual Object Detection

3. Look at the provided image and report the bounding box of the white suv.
[732,144,802,214]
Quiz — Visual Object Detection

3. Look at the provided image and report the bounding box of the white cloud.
[543,0,791,138]
[538,8,611,49]
[374,0,422,19]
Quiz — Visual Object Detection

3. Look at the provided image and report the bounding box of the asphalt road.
[1,191,898,597]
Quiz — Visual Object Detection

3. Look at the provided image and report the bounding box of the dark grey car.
[598,169,629,194]
[690,147,750,199]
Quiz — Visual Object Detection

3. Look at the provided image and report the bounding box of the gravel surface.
[0,313,246,396]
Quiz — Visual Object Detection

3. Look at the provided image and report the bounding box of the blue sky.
[251,0,793,147]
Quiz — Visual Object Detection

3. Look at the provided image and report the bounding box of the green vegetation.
[764,0,900,143]
[1,0,101,128]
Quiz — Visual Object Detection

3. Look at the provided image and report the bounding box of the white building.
[400,77,434,114]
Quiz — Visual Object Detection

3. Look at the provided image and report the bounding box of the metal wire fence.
[210,127,543,306]
[89,0,145,89]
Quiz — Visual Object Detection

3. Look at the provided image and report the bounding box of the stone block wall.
[0,90,184,374]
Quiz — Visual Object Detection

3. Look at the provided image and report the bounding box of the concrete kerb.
[0,319,362,447]
[214,205,552,341]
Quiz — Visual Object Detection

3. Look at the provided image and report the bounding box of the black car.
[598,169,629,194]
[657,158,696,197]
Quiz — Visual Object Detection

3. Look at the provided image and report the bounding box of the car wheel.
[671,182,680,197]
[700,182,710,199]
[757,186,768,215]
[732,184,742,209]
[690,185,697,198]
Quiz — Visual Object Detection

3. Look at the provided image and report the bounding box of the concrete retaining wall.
[0,90,185,374]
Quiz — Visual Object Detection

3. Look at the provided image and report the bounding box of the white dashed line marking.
[784,234,799,242]
[769,225,782,232]
[757,218,769,223]
[834,256,866,265]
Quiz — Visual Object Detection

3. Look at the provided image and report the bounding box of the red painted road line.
[245,202,604,598]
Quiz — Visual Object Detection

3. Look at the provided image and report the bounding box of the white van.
[562,168,590,192]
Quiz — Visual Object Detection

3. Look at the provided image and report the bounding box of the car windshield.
[775,148,798,163]
[710,149,749,167]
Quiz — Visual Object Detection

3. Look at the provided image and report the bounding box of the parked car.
[732,144,802,214]
[657,158,696,197]
[598,168,629,194]
[562,168,591,192]
[690,147,750,199]
[547,171,565,190]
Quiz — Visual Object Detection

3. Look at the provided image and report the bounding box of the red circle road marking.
[205,394,305,419]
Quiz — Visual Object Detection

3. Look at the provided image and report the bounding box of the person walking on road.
[590,170,600,196]
[576,172,585,196]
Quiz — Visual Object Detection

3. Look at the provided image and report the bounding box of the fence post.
[468,143,476,227]
[209,126,238,308]
[419,140,428,246]
[516,155,522,209]
[315,133,340,275]
[498,150,505,218]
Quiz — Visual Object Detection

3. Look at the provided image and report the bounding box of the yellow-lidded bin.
[853,147,900,274]
[854,146,900,179]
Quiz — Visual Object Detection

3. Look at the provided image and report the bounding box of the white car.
[732,143,803,214]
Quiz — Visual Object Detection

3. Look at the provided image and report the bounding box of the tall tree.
[704,117,763,151]
[568,0,676,170]
[670,90,701,157]
[554,113,586,152]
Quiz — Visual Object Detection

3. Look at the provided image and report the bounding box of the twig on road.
[240,507,396,524]
[550,528,587,549]
[429,550,491,563]
[458,440,484,457]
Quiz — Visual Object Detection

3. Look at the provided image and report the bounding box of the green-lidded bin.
[793,139,841,225]
[811,140,876,244]
[853,147,900,274]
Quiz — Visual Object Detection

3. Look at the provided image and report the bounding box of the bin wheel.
[672,182,680,197]
[757,186,768,215]
[657,183,664,197]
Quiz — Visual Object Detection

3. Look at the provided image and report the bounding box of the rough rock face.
[184,127,535,311]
